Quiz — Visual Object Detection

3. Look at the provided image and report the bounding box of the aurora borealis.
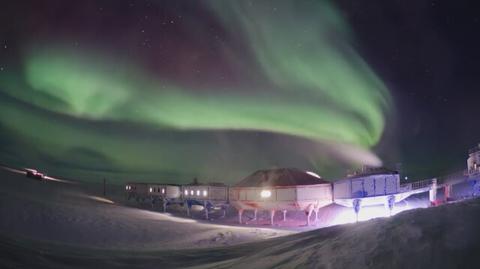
[1,0,477,183]
[11,1,391,147]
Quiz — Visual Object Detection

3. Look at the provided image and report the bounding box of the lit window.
[126,185,129,190]
[149,187,152,193]
[184,189,188,195]
[190,190,194,195]
[162,188,165,194]
[260,190,272,198]
[196,190,200,196]
[203,190,207,197]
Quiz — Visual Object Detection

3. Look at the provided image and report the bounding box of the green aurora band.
[0,1,392,183]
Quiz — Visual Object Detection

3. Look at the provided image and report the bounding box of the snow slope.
[0,169,292,250]
[1,169,480,268]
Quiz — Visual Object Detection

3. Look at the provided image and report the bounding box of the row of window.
[184,189,208,197]
[126,185,272,199]
[149,187,166,194]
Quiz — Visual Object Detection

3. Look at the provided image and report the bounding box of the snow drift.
[1,169,480,268]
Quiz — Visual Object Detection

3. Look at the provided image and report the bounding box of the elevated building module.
[182,182,229,219]
[125,182,150,201]
[125,182,182,209]
[333,167,401,208]
[332,167,438,219]
[147,184,182,212]
[230,168,333,225]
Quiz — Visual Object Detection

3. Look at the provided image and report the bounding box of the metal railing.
[411,178,433,190]
[400,178,434,192]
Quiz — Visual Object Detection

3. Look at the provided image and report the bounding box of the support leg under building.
[444,184,452,202]
[353,199,361,222]
[270,210,275,226]
[185,201,190,217]
[385,195,395,216]
[314,209,320,225]
[306,209,313,226]
[222,206,227,218]
[429,178,438,206]
[238,209,244,224]
[204,201,209,220]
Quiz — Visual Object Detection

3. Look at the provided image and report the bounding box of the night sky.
[0,0,478,183]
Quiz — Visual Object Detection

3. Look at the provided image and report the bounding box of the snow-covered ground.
[1,168,480,268]
[0,169,296,251]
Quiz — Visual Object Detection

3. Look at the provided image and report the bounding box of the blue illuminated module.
[333,167,402,208]
[332,166,437,219]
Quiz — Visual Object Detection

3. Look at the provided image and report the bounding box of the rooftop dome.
[235,168,328,187]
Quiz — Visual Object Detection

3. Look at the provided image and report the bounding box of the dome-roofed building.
[230,168,333,226]
[235,168,328,187]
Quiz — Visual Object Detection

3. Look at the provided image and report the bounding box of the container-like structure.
[230,168,333,226]
[333,168,401,208]
[125,183,182,211]
[146,184,182,212]
[125,182,150,202]
[182,183,229,219]
[332,167,423,220]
